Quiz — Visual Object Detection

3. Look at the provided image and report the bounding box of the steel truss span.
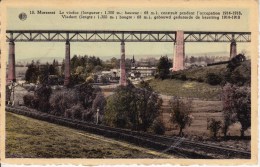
[6,30,251,42]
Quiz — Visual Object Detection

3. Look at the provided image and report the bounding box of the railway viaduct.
[6,30,251,86]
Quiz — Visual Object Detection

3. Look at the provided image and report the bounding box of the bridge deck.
[6,30,251,42]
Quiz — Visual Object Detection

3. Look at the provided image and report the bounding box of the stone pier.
[64,41,70,86]
[230,41,237,59]
[173,31,185,71]
[120,42,127,86]
[7,41,16,83]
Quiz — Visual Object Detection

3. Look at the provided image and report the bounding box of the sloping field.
[149,79,222,100]
[6,112,172,158]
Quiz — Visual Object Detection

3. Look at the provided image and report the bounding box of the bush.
[180,74,187,81]
[82,109,93,121]
[50,90,78,116]
[23,94,39,109]
[197,77,204,82]
[151,118,165,135]
[206,73,222,85]
[65,103,84,120]
[208,118,222,139]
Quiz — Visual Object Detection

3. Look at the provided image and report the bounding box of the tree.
[92,92,107,123]
[233,86,251,137]
[209,118,222,139]
[169,97,193,136]
[50,90,78,116]
[104,83,162,131]
[222,83,251,137]
[74,82,96,109]
[189,56,196,63]
[157,56,170,80]
[222,83,236,137]
[34,85,52,112]
[139,80,153,91]
[25,61,39,83]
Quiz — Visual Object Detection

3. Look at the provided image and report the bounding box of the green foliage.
[65,103,85,120]
[227,54,246,71]
[206,73,222,85]
[171,57,250,87]
[208,118,222,139]
[25,60,60,84]
[139,80,153,91]
[150,118,165,135]
[25,62,39,83]
[222,83,251,137]
[68,74,85,87]
[92,92,107,123]
[157,56,171,80]
[74,82,96,109]
[222,83,237,137]
[104,84,162,131]
[71,55,103,74]
[226,60,251,86]
[23,85,52,112]
[169,97,193,136]
[49,90,78,116]
[233,86,251,137]
[23,94,39,109]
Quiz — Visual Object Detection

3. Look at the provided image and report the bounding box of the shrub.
[50,90,78,116]
[208,118,222,139]
[206,73,222,85]
[82,109,94,121]
[23,94,39,109]
[34,85,52,112]
[180,74,187,81]
[197,77,204,82]
[65,103,84,120]
[74,82,95,109]
[151,118,165,135]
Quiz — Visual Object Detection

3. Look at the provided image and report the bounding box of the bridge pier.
[64,41,70,86]
[7,41,16,83]
[173,31,185,71]
[120,42,127,86]
[230,41,237,59]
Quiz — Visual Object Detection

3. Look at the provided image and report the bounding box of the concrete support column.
[120,41,127,86]
[7,41,16,83]
[173,31,185,71]
[64,41,70,86]
[230,41,237,59]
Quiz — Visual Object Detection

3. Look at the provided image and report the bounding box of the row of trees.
[25,60,60,84]
[23,81,106,122]
[22,78,251,138]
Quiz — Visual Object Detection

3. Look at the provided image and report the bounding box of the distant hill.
[16,57,64,65]
[15,51,231,65]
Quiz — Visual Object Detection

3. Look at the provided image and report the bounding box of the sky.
[6,6,252,62]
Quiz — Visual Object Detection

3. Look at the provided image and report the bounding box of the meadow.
[6,112,171,158]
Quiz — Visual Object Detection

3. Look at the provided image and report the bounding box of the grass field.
[6,112,172,158]
[149,79,222,100]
